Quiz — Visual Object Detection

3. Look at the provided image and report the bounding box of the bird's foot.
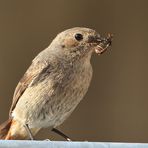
[52,128,72,141]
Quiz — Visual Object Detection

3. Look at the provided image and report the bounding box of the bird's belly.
[30,77,90,128]
[12,64,92,128]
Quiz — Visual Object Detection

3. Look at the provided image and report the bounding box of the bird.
[0,27,112,140]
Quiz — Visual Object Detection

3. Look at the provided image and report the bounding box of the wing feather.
[9,60,50,116]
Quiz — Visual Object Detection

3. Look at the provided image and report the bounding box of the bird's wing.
[9,60,50,116]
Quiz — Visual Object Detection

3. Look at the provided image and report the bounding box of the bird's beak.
[94,33,113,54]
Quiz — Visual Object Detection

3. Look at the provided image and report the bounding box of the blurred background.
[0,0,148,142]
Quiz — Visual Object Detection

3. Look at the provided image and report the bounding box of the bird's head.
[50,27,113,61]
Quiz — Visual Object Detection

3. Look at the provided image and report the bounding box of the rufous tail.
[0,119,40,140]
[0,119,12,139]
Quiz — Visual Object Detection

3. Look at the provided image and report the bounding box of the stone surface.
[0,141,148,148]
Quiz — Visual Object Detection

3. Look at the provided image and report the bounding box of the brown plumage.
[0,27,112,140]
[0,119,12,139]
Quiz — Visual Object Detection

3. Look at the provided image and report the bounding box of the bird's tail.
[0,119,12,139]
[0,119,40,140]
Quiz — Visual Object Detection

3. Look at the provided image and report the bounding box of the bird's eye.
[75,33,83,41]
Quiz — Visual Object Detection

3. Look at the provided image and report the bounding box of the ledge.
[0,140,148,148]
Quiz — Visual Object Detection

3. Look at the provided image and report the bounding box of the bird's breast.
[47,61,93,127]
[12,60,93,128]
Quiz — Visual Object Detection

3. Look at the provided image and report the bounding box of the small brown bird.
[0,27,112,140]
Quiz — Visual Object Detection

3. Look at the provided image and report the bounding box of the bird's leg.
[24,124,34,140]
[52,128,72,141]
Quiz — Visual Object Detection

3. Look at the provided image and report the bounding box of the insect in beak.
[95,33,113,54]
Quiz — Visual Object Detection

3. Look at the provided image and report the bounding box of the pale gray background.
[0,0,148,142]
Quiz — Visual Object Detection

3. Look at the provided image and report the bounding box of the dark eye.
[75,33,83,41]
